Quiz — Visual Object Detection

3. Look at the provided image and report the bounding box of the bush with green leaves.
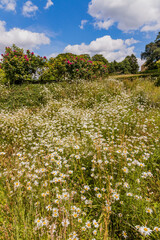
[40,53,108,82]
[156,60,160,71]
[0,69,7,84]
[1,44,47,84]
[155,60,160,86]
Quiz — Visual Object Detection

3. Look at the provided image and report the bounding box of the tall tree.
[92,54,108,65]
[126,54,139,73]
[141,32,160,69]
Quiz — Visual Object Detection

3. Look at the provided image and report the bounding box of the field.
[0,77,160,240]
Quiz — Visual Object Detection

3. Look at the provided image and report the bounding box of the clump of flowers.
[1,44,47,84]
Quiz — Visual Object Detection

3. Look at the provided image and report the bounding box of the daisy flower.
[96,193,102,198]
[122,231,128,238]
[93,219,99,228]
[146,208,153,214]
[139,226,152,236]
[86,221,91,228]
[62,219,70,227]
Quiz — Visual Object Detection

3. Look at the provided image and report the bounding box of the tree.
[120,59,132,74]
[92,54,108,65]
[141,32,160,69]
[125,54,139,73]
[108,62,116,73]
[108,55,139,74]
[157,60,160,71]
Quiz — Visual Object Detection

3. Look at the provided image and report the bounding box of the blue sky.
[0,0,160,65]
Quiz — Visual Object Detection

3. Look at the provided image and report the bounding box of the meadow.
[0,77,160,240]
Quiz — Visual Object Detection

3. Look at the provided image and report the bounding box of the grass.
[0,77,160,240]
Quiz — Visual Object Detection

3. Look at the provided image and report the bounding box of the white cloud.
[88,0,160,32]
[22,1,38,17]
[44,0,54,10]
[0,0,16,11]
[141,23,160,32]
[137,58,145,69]
[94,19,113,30]
[79,20,88,30]
[125,38,139,46]
[0,20,50,53]
[48,52,59,58]
[64,35,138,62]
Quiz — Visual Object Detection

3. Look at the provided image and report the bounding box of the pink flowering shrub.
[1,45,108,84]
[1,44,47,84]
[40,53,108,82]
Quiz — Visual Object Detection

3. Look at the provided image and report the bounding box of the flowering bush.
[40,53,108,82]
[1,44,47,84]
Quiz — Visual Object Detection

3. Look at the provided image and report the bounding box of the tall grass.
[0,78,160,239]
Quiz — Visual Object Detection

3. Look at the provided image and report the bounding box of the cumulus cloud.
[0,20,50,53]
[88,0,160,32]
[44,0,54,10]
[125,38,139,46]
[22,1,38,17]
[79,20,88,30]
[141,23,160,32]
[94,19,113,30]
[64,35,138,62]
[0,0,16,11]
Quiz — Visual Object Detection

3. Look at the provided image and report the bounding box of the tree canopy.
[108,54,139,74]
[92,54,108,65]
[141,32,160,69]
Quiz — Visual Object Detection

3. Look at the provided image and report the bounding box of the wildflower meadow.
[0,78,160,239]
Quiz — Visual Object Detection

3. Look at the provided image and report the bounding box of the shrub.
[0,69,7,84]
[155,60,160,86]
[1,44,47,84]
[40,54,108,82]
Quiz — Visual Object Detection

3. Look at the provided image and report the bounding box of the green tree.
[126,54,139,73]
[108,62,116,73]
[157,60,160,71]
[92,54,108,65]
[120,59,132,74]
[141,32,160,69]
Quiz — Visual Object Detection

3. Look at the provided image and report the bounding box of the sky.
[0,0,160,66]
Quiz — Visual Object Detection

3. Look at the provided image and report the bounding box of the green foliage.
[108,54,139,74]
[156,60,160,71]
[0,84,47,110]
[1,44,47,84]
[126,54,139,73]
[92,54,108,64]
[40,54,108,82]
[155,61,160,86]
[141,32,160,70]
[0,69,7,84]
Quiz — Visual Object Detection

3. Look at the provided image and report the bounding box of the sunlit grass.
[0,78,160,240]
